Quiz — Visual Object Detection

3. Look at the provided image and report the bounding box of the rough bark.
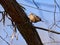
[0,0,43,45]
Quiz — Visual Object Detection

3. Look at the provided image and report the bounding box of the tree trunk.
[0,0,43,45]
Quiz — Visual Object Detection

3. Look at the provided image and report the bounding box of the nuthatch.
[28,13,42,23]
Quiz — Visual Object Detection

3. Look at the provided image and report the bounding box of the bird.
[28,13,42,23]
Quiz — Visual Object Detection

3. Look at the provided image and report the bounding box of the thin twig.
[34,26,60,34]
[54,0,56,24]
[32,0,39,9]
[48,0,56,29]
[19,3,60,13]
[0,35,10,45]
[55,0,60,12]
[3,29,8,39]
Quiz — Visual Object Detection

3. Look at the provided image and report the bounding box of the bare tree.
[0,0,60,45]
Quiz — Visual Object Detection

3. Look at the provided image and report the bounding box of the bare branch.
[55,0,60,12]
[54,0,56,24]
[32,0,39,9]
[0,35,10,45]
[34,26,60,34]
[20,3,60,13]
